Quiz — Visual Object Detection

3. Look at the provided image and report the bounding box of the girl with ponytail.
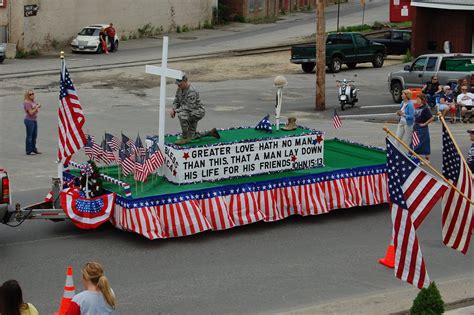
[67,262,116,315]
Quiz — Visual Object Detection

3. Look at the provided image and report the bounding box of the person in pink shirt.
[23,90,41,155]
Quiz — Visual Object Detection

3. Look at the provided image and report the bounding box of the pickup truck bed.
[290,32,386,73]
[366,29,411,55]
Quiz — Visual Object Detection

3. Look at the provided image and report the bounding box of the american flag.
[333,109,342,129]
[84,135,94,160]
[122,133,137,155]
[386,138,448,288]
[145,141,165,173]
[135,134,146,157]
[102,138,115,164]
[119,143,134,177]
[412,130,420,148]
[134,154,149,182]
[84,135,103,162]
[58,60,87,164]
[105,133,120,151]
[255,115,272,133]
[441,125,473,254]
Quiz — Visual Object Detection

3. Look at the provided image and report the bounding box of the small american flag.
[441,125,473,254]
[122,133,137,155]
[102,138,115,163]
[386,138,448,288]
[58,60,87,164]
[84,135,94,160]
[134,154,149,182]
[255,115,272,133]
[333,109,342,129]
[105,133,120,151]
[146,142,165,173]
[135,134,146,157]
[119,143,134,177]
[412,131,420,148]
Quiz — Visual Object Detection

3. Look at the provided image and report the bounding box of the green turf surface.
[69,139,386,198]
[165,125,317,148]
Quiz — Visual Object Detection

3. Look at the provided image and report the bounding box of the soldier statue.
[170,75,220,145]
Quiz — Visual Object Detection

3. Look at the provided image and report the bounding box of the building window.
[0,0,6,8]
[249,0,255,12]
[249,0,263,12]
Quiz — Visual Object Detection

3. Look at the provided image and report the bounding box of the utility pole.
[315,0,326,111]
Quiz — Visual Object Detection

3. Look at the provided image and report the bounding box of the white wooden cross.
[145,36,184,151]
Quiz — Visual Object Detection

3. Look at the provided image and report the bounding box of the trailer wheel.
[329,57,342,73]
[301,63,315,73]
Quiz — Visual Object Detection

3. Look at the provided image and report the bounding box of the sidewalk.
[279,275,474,314]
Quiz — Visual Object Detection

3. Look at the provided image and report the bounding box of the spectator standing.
[67,262,116,315]
[438,85,457,123]
[99,28,109,54]
[396,89,415,149]
[457,85,474,123]
[23,90,41,155]
[105,23,116,52]
[421,76,442,109]
[0,279,39,315]
[412,94,434,160]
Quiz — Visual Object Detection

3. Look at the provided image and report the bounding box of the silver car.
[71,24,119,53]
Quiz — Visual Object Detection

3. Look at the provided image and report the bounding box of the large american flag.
[386,138,447,288]
[58,60,87,164]
[441,125,473,254]
[412,130,420,148]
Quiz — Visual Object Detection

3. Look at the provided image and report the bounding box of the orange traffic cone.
[54,266,76,315]
[378,242,395,269]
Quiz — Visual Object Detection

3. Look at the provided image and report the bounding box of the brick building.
[411,0,474,56]
[220,0,316,20]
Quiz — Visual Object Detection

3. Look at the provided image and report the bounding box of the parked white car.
[0,44,5,63]
[71,24,119,53]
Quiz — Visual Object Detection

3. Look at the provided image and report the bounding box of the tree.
[410,282,444,315]
[315,0,326,111]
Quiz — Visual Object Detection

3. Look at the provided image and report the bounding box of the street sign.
[24,5,38,17]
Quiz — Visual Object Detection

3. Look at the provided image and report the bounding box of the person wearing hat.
[170,75,220,145]
[467,129,474,173]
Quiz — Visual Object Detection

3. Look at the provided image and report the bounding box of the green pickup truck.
[290,32,386,73]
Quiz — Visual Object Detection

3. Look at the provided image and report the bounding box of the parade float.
[4,37,389,240]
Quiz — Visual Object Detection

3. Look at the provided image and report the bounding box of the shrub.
[182,25,189,32]
[372,21,385,30]
[403,49,413,63]
[233,15,245,23]
[410,282,444,315]
[176,25,181,33]
[203,20,214,29]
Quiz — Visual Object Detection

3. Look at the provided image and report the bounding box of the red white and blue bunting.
[60,189,116,229]
[71,165,388,240]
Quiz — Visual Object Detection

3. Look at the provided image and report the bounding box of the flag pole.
[57,51,65,187]
[383,126,474,204]
[438,114,473,178]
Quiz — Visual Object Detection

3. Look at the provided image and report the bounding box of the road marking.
[340,113,395,118]
[360,104,399,109]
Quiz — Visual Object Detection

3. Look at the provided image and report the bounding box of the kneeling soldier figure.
[170,75,220,145]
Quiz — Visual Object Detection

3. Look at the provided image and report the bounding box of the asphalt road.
[1,1,473,313]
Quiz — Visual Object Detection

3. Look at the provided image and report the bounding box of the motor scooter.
[336,79,359,111]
